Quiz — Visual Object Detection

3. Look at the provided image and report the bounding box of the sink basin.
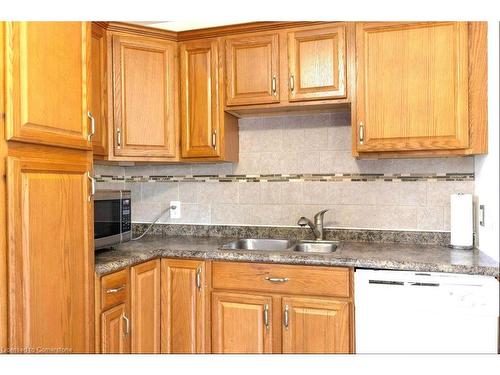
[221,238,296,251]
[292,240,339,253]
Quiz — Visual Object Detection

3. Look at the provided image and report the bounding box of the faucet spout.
[298,210,329,240]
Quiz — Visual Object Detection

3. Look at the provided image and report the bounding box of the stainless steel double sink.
[220,238,338,254]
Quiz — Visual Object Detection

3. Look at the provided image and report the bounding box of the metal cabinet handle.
[122,313,130,336]
[271,75,277,96]
[116,128,121,148]
[359,122,364,144]
[87,111,95,141]
[264,304,270,331]
[212,131,217,150]
[106,284,125,294]
[87,172,95,201]
[284,305,289,329]
[290,75,295,92]
[265,277,289,283]
[196,268,202,290]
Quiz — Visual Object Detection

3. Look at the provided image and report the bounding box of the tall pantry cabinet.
[1,22,95,353]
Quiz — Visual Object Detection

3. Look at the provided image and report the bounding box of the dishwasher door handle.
[368,280,404,286]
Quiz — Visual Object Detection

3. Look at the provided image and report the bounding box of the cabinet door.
[112,35,177,158]
[212,292,273,354]
[288,25,346,101]
[180,39,220,158]
[225,33,280,106]
[4,22,92,150]
[161,259,207,353]
[130,259,160,353]
[282,297,350,354]
[89,23,108,156]
[355,22,469,152]
[101,304,130,354]
[7,145,94,353]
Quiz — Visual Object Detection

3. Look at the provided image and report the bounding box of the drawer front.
[101,268,129,310]
[212,262,351,298]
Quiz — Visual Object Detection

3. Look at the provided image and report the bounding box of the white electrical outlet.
[170,201,181,219]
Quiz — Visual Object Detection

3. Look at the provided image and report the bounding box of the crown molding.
[176,21,328,41]
[95,21,332,42]
[104,21,178,41]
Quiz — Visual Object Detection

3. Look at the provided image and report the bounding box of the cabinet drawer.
[101,268,129,310]
[212,262,351,298]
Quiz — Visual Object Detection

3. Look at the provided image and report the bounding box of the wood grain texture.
[90,23,108,156]
[130,259,160,353]
[7,144,94,353]
[288,24,347,101]
[225,33,280,106]
[212,261,351,298]
[161,259,208,353]
[180,39,220,158]
[281,296,351,353]
[4,22,91,150]
[112,34,178,159]
[0,21,8,352]
[211,292,273,353]
[100,268,129,311]
[355,22,470,153]
[101,303,130,354]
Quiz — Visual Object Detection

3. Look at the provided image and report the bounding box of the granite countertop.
[94,235,499,277]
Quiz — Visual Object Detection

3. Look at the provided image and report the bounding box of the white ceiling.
[130,21,253,32]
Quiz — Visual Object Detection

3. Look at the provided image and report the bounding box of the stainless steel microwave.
[94,190,131,250]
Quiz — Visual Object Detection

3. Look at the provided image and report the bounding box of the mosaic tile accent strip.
[131,223,452,246]
[95,172,474,183]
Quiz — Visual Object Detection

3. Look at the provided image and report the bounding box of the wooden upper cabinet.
[355,22,470,153]
[225,33,280,106]
[212,292,273,354]
[287,25,347,101]
[112,34,177,159]
[7,145,94,353]
[4,22,92,150]
[180,39,220,158]
[130,260,160,353]
[89,23,108,156]
[161,259,208,353]
[282,297,350,354]
[101,303,130,354]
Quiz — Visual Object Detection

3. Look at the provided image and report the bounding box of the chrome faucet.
[297,209,329,241]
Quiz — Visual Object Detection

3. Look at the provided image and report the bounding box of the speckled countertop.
[94,235,499,277]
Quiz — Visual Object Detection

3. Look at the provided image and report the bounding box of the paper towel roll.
[450,193,473,249]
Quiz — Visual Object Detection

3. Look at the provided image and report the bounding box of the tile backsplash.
[95,112,474,232]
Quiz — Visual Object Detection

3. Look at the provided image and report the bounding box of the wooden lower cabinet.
[101,304,130,354]
[131,259,161,353]
[7,144,94,353]
[161,259,208,353]
[212,292,273,354]
[96,259,160,354]
[281,297,351,354]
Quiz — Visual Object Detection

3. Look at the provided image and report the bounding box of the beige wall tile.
[417,206,444,231]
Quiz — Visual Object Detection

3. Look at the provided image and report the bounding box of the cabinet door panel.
[131,260,160,353]
[288,25,346,101]
[180,40,220,158]
[101,303,129,354]
[212,292,273,354]
[5,22,91,150]
[356,22,469,152]
[112,35,177,158]
[282,297,350,354]
[90,23,107,156]
[225,34,279,106]
[7,146,94,353]
[161,259,207,353]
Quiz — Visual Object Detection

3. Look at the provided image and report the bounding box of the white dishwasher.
[355,269,499,353]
